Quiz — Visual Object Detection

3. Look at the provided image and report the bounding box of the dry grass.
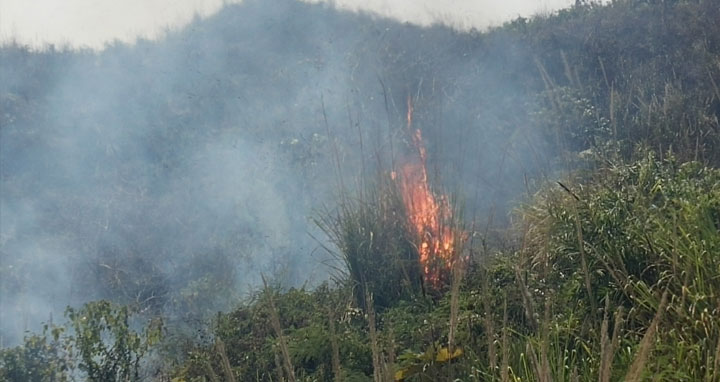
[448,253,465,355]
[501,295,510,382]
[598,297,624,382]
[262,275,296,382]
[327,305,342,382]
[365,289,383,382]
[482,270,497,375]
[623,288,669,382]
[215,339,236,382]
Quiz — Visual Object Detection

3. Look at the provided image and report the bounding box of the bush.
[0,329,70,382]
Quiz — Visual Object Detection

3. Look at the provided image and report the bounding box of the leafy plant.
[65,300,163,382]
[0,327,71,382]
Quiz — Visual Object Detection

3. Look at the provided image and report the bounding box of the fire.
[396,96,457,288]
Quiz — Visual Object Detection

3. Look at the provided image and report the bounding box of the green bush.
[0,301,162,382]
[0,329,70,382]
[66,300,163,382]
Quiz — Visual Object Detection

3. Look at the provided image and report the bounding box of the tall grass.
[262,275,296,382]
[315,172,423,309]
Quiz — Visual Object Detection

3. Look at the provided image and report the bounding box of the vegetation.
[2,0,720,381]
[315,174,424,309]
[0,330,70,382]
[1,301,162,382]
[162,149,719,382]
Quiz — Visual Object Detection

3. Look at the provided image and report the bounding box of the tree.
[65,300,162,382]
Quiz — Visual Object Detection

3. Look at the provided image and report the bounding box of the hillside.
[1,0,720,381]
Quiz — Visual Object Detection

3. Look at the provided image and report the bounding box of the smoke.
[0,0,574,50]
[0,0,555,345]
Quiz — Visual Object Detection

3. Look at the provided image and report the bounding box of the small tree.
[65,300,162,382]
[0,328,71,382]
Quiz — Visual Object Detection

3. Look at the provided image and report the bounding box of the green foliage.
[65,300,163,382]
[173,284,373,382]
[0,328,71,382]
[170,152,720,379]
[534,86,612,152]
[515,151,720,379]
[530,0,720,164]
[0,301,162,382]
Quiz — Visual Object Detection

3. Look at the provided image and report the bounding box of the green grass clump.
[512,150,720,380]
[315,174,424,309]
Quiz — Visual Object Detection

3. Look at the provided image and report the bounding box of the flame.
[396,96,457,288]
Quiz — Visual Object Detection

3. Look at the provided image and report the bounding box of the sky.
[0,0,574,50]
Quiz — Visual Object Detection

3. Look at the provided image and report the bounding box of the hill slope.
[1,0,719,380]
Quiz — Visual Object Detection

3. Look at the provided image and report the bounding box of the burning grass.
[317,97,468,306]
[395,96,465,289]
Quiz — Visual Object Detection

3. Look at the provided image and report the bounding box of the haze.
[0,0,571,348]
[1,0,573,49]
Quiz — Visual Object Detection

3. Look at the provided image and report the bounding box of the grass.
[314,170,425,309]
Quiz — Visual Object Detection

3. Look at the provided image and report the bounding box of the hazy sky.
[0,0,573,49]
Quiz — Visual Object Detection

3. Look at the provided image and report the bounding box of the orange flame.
[396,96,457,288]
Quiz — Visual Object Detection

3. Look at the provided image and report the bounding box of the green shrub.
[0,329,70,382]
